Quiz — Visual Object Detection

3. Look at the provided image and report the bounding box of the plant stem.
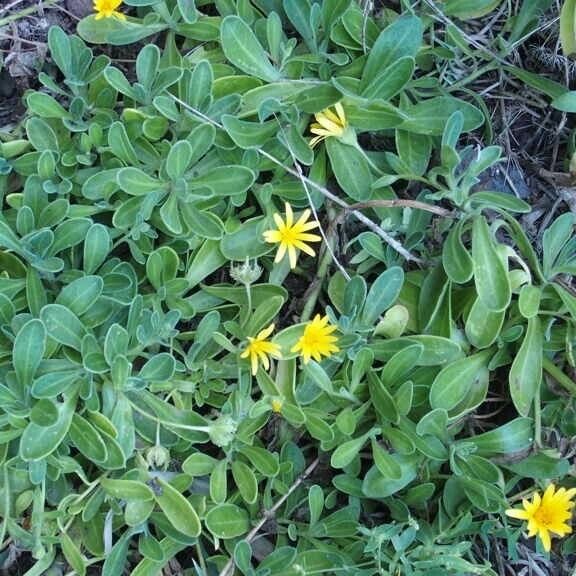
[542,356,576,396]
[299,206,338,322]
[534,384,541,448]
[218,457,320,576]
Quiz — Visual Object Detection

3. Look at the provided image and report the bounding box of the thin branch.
[218,457,320,576]
[345,199,455,218]
[167,94,424,264]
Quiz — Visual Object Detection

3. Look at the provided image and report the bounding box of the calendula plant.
[0,0,574,575]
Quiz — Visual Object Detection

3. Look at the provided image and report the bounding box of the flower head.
[309,103,347,148]
[240,323,282,376]
[94,0,125,20]
[208,415,238,448]
[291,314,339,364]
[506,484,576,551]
[271,398,283,413]
[262,203,321,269]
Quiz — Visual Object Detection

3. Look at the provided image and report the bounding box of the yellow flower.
[291,314,339,364]
[262,203,321,269]
[506,484,576,552]
[309,102,347,148]
[240,324,282,376]
[94,0,126,20]
[271,398,283,413]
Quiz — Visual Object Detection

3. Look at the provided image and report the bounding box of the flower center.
[280,227,298,244]
[302,329,322,348]
[534,507,553,527]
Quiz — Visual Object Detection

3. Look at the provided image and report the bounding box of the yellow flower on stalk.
[240,323,282,376]
[262,203,321,269]
[309,102,347,148]
[505,484,576,552]
[94,0,126,20]
[291,314,339,364]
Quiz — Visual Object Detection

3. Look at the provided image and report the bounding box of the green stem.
[299,228,336,322]
[542,356,576,396]
[534,385,541,448]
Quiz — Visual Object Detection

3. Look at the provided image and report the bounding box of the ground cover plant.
[0,0,575,574]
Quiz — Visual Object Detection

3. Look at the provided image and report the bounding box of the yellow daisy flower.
[240,323,282,376]
[94,0,126,20]
[262,203,321,269]
[291,314,339,364]
[506,484,576,552]
[309,102,347,148]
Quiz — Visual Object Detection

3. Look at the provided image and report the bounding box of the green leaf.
[362,57,414,101]
[509,316,542,417]
[561,0,576,57]
[444,0,504,19]
[221,116,278,149]
[368,372,399,423]
[380,344,422,386]
[69,414,108,463]
[371,439,402,480]
[20,397,75,460]
[182,452,218,476]
[361,15,422,90]
[326,139,373,201]
[472,215,511,311]
[361,266,404,325]
[210,459,228,504]
[61,533,86,576]
[429,351,491,411]
[26,118,59,151]
[231,461,258,504]
[79,15,168,46]
[220,16,281,82]
[458,417,533,456]
[283,0,315,50]
[371,335,463,366]
[178,0,198,23]
[465,297,505,349]
[136,44,160,91]
[13,319,45,390]
[206,504,250,539]
[331,432,371,469]
[469,191,531,214]
[100,478,155,501]
[180,205,224,240]
[154,478,201,537]
[50,218,92,255]
[108,122,139,165]
[139,353,176,381]
[505,452,570,479]
[26,92,69,119]
[31,371,82,399]
[190,166,255,195]
[166,141,193,180]
[220,217,269,260]
[48,26,71,76]
[117,168,166,195]
[40,304,86,351]
[442,220,473,283]
[362,456,418,498]
[400,97,484,135]
[56,276,103,316]
[238,445,279,476]
[84,224,111,274]
[518,285,541,319]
